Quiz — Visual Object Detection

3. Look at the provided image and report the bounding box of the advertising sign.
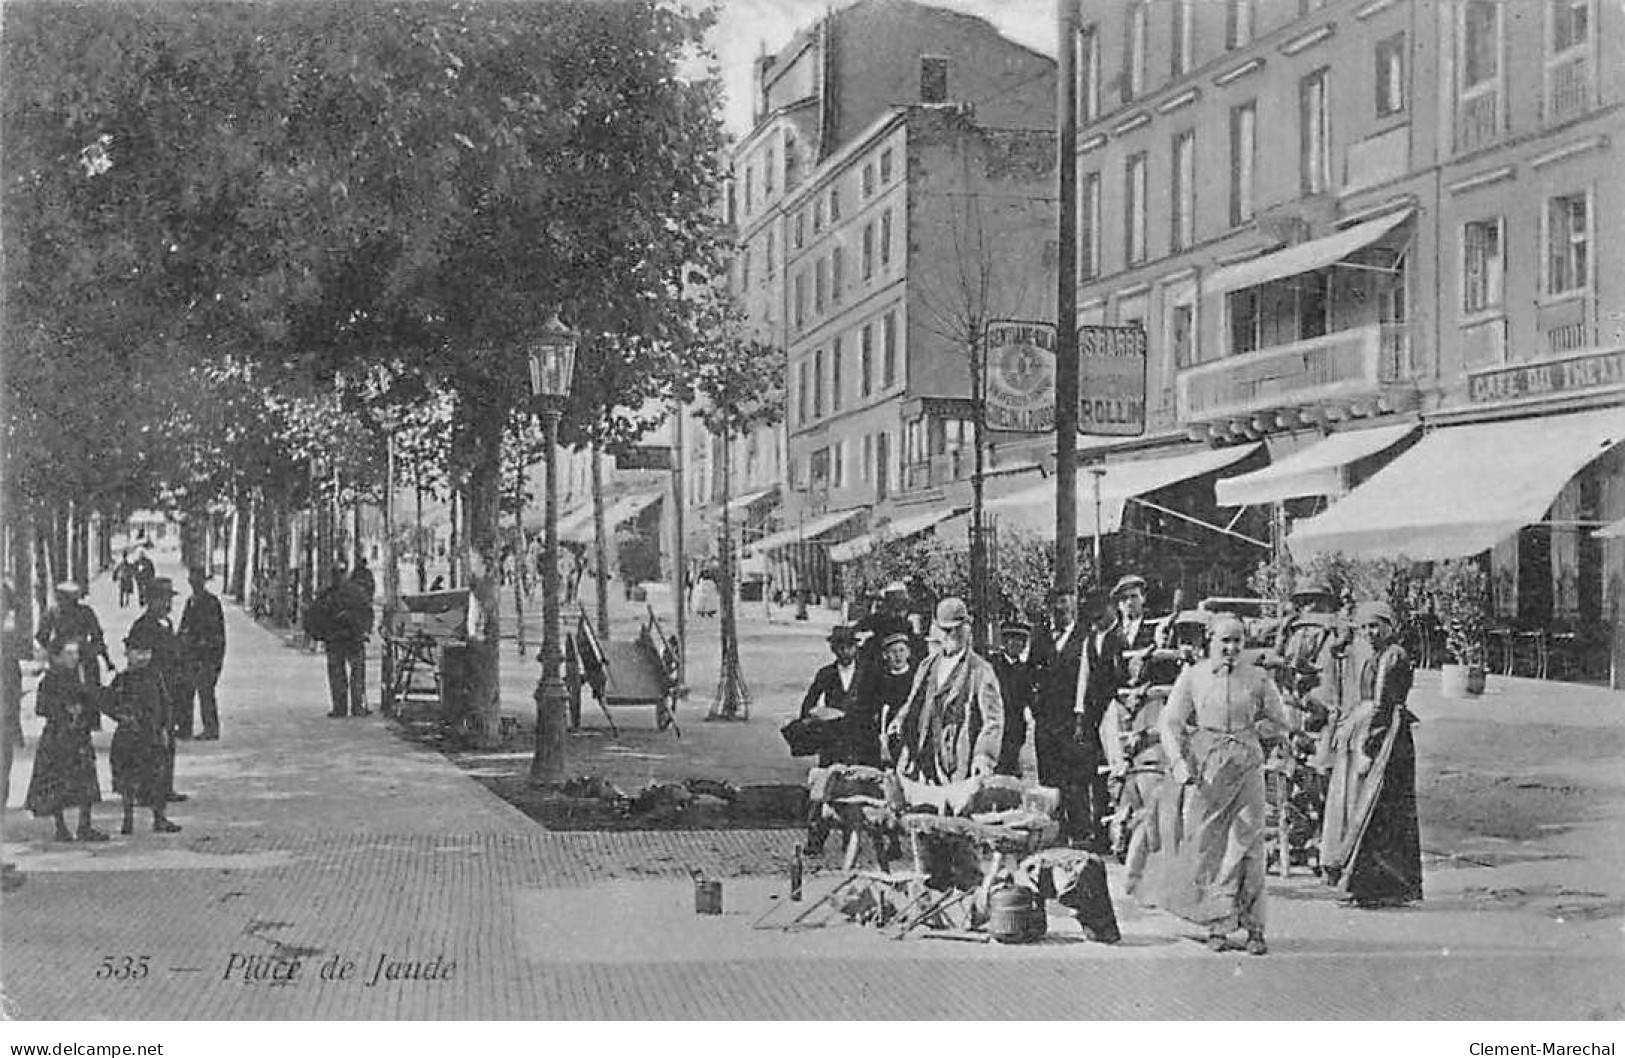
[1468,347,1625,404]
[984,320,1057,432]
[1077,324,1147,436]
[614,445,674,471]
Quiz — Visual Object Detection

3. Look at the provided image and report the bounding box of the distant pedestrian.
[307,566,374,717]
[132,549,156,608]
[692,570,719,618]
[177,567,226,740]
[114,553,137,608]
[107,629,182,834]
[350,556,376,601]
[24,640,106,842]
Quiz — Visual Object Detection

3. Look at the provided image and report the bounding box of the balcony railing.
[1177,322,1405,423]
[1456,89,1500,153]
[1547,54,1591,125]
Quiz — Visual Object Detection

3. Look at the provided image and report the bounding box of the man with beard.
[888,597,1003,787]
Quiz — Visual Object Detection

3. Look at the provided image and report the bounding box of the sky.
[703,0,1057,135]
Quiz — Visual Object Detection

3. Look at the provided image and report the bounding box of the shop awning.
[724,485,779,516]
[1595,516,1625,539]
[559,491,663,545]
[1207,209,1413,297]
[1288,406,1625,561]
[827,506,968,564]
[535,502,593,536]
[986,443,1261,538]
[1215,423,1418,508]
[746,507,866,554]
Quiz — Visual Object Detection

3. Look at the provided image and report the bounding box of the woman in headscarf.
[1321,601,1422,908]
[1132,614,1290,954]
[23,640,107,842]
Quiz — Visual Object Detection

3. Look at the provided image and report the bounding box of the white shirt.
[1054,622,1076,657]
[935,648,964,691]
[836,661,855,692]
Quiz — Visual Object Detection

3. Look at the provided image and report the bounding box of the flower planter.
[1440,661,1485,698]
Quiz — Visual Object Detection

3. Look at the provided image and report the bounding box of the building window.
[797,360,809,424]
[813,348,824,418]
[834,440,847,488]
[1171,0,1194,77]
[1547,0,1593,123]
[829,188,841,222]
[1229,289,1261,355]
[1299,68,1330,195]
[794,211,805,249]
[861,324,874,396]
[1226,0,1253,49]
[1171,129,1195,252]
[1462,218,1504,315]
[1170,299,1196,368]
[1124,152,1148,266]
[1123,2,1147,102]
[743,165,753,212]
[741,247,751,290]
[1229,101,1256,226]
[814,257,827,314]
[832,338,843,411]
[920,56,949,104]
[862,223,875,280]
[861,434,873,483]
[1078,25,1100,123]
[883,311,898,387]
[876,430,890,499]
[832,246,845,303]
[810,447,830,488]
[764,146,774,196]
[794,272,806,331]
[1458,0,1501,151]
[813,198,824,232]
[1080,171,1101,281]
[880,208,893,267]
[880,148,894,183]
[766,229,775,276]
[784,137,799,187]
[1553,0,1589,49]
[863,163,875,197]
[1546,192,1590,295]
[1375,33,1406,117]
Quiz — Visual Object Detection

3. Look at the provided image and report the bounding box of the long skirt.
[110,725,173,807]
[1337,723,1422,904]
[24,720,101,815]
[1126,731,1268,935]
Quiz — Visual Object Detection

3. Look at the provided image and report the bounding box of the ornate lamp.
[527,311,577,785]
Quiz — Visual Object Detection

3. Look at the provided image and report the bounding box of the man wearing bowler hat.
[887,597,1004,787]
[127,576,188,804]
[796,624,862,854]
[177,567,226,740]
[990,617,1036,777]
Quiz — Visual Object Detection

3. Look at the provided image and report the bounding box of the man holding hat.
[36,580,114,692]
[990,618,1036,776]
[177,567,226,740]
[886,597,1004,787]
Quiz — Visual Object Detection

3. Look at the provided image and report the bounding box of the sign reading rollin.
[984,320,1058,432]
[1077,324,1147,437]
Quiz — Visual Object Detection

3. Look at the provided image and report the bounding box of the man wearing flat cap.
[36,581,113,693]
[887,597,1004,786]
[990,618,1036,776]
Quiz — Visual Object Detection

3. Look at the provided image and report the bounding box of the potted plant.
[1428,559,1489,697]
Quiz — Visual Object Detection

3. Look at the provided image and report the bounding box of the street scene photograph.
[2,0,1624,1042]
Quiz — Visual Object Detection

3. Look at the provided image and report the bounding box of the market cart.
[564,605,680,737]
[380,589,468,719]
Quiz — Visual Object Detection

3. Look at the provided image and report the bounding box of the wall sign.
[1077,324,1148,437]
[984,320,1057,432]
[1468,347,1625,404]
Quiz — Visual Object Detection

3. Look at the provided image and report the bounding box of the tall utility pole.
[1054,0,1081,616]
[670,401,687,692]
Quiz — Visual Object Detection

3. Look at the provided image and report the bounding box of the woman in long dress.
[1321,601,1422,907]
[1129,614,1290,954]
[24,640,107,842]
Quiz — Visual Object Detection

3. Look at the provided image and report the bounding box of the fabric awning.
[1288,406,1625,561]
[827,506,968,564]
[1207,209,1413,297]
[986,443,1261,538]
[746,507,866,554]
[540,503,594,537]
[1595,516,1625,539]
[559,491,663,545]
[724,485,779,516]
[1215,423,1418,508]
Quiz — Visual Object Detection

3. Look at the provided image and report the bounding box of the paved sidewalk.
[2,562,1622,1020]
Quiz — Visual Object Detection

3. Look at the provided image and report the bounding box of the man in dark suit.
[1031,591,1093,843]
[990,618,1036,777]
[176,567,226,740]
[797,625,860,854]
[1074,574,1160,851]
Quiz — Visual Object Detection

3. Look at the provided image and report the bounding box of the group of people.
[792,572,1423,954]
[7,565,230,845]
[111,547,158,609]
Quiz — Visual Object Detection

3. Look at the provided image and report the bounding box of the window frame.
[1299,67,1331,195]
[832,337,844,412]
[861,324,874,397]
[1124,2,1148,102]
[1080,170,1101,281]
[813,347,824,419]
[1230,100,1256,226]
[1124,151,1148,267]
[1171,0,1194,78]
[1542,189,1593,299]
[862,223,875,280]
[880,208,894,268]
[1226,0,1253,50]
[1171,128,1196,253]
[1375,32,1406,118]
[1460,216,1505,318]
[883,311,898,388]
[1078,24,1101,124]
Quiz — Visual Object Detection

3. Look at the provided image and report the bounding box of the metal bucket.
[694,878,723,915]
[987,885,1046,944]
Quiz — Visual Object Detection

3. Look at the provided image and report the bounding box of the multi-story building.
[699,0,1059,600]
[1033,0,1622,676]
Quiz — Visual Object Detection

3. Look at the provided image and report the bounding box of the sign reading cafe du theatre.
[1468,346,1625,404]
[985,321,1148,436]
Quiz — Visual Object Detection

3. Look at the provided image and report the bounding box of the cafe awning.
[724,485,779,516]
[1207,209,1413,297]
[827,506,968,564]
[746,507,866,554]
[1288,406,1625,561]
[559,491,663,545]
[987,443,1261,538]
[1215,423,1418,508]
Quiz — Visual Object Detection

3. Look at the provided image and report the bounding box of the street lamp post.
[527,312,578,786]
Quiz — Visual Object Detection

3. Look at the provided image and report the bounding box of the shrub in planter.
[1428,559,1488,696]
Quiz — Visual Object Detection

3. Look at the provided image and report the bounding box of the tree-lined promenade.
[3,0,779,748]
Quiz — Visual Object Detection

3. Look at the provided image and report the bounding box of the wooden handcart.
[380,590,469,721]
[564,605,681,737]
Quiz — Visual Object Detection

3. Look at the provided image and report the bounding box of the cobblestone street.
[3,567,1623,1021]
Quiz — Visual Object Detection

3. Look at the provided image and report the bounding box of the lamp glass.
[528,317,578,400]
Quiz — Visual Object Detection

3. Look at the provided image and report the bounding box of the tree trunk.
[462,394,505,750]
[448,485,461,587]
[11,512,36,638]
[230,495,250,600]
[414,471,427,593]
[69,500,89,589]
[511,455,527,657]
[969,332,989,652]
[34,509,53,627]
[710,431,750,721]
[383,435,399,610]
[590,437,609,637]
